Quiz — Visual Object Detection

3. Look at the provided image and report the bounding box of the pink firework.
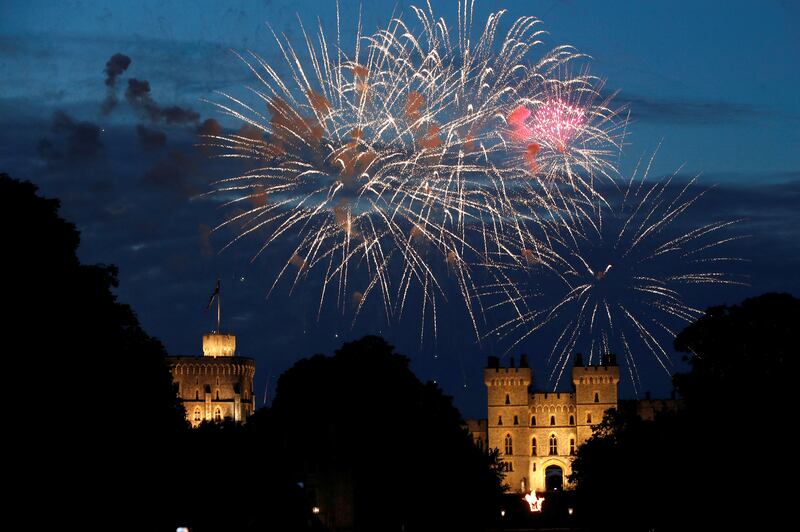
[532,99,586,152]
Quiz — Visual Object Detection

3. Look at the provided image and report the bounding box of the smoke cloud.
[126,78,200,125]
[37,110,102,162]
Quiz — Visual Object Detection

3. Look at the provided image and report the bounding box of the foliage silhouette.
[267,335,506,531]
[569,293,798,531]
[2,173,186,528]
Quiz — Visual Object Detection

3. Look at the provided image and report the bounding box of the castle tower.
[484,355,532,493]
[167,332,256,427]
[572,353,619,444]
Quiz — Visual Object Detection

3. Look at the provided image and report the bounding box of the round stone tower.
[167,332,256,427]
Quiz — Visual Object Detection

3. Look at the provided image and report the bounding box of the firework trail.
[482,152,746,393]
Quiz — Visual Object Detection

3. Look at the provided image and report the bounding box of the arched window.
[498,416,503,425]
[505,394,510,405]
[214,408,222,422]
[531,416,536,426]
[570,438,576,455]
[550,415,556,426]
[193,408,201,422]
[586,413,593,424]
[549,434,558,455]
[594,392,599,403]
[504,434,513,455]
[195,390,199,400]
[215,390,220,400]
[569,415,575,425]
[531,438,537,456]
[513,415,519,425]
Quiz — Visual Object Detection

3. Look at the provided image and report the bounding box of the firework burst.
[200,1,619,340]
[483,154,746,393]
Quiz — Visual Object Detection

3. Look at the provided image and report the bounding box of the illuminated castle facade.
[167,333,256,427]
[482,353,619,494]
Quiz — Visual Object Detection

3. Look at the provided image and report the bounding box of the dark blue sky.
[1,0,798,417]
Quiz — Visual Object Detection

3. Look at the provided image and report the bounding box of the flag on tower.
[206,279,220,311]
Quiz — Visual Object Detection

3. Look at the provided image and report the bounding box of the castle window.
[594,392,599,403]
[531,416,536,426]
[193,408,201,422]
[214,407,222,422]
[570,438,576,455]
[531,438,537,456]
[533,463,536,472]
[513,415,519,425]
[586,413,593,424]
[550,415,556,426]
[195,390,199,400]
[505,394,510,405]
[216,390,220,400]
[569,415,575,425]
[549,435,558,455]
[504,434,513,455]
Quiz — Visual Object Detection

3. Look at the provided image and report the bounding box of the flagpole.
[217,281,221,333]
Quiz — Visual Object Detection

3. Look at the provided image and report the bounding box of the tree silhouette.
[1,173,186,528]
[268,335,505,531]
[673,292,797,414]
[569,293,799,530]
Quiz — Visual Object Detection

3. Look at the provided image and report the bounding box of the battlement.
[530,391,576,404]
[572,365,620,374]
[486,354,530,370]
[486,366,531,374]
[169,356,256,377]
[484,355,532,386]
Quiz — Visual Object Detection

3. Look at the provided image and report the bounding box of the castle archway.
[545,464,563,491]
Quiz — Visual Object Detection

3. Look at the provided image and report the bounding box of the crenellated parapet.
[170,356,256,377]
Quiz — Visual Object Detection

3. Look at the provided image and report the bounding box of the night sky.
[2,0,798,418]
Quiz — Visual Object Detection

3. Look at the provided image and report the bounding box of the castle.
[477,352,620,493]
[166,332,256,426]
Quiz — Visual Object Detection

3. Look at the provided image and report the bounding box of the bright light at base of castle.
[524,491,544,512]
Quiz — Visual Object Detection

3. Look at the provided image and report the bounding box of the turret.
[572,353,620,444]
[203,332,236,357]
[484,356,532,407]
